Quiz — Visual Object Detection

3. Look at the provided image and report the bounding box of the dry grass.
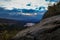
[0,30,18,40]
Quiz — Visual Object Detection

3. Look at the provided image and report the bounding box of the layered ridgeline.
[0,7,46,23]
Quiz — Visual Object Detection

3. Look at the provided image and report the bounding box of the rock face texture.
[43,2,60,19]
[12,15,60,40]
[12,2,60,40]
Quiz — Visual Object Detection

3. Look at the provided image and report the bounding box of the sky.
[0,0,56,10]
[0,0,58,23]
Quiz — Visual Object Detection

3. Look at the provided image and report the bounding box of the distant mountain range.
[0,7,45,13]
[0,7,46,23]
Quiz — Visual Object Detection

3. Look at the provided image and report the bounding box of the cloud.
[0,0,56,10]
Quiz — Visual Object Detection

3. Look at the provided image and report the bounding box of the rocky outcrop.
[43,2,60,19]
[12,15,60,40]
